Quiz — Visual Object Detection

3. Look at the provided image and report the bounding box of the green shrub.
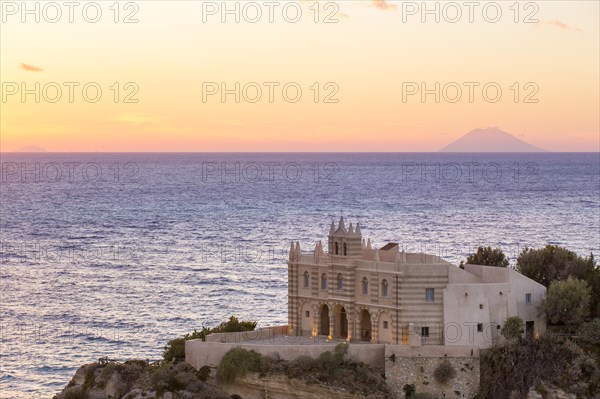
[577,318,600,345]
[96,363,117,388]
[197,365,211,381]
[403,383,416,398]
[501,316,524,342]
[433,359,456,384]
[216,348,261,383]
[316,350,340,375]
[118,359,148,386]
[333,342,349,362]
[163,329,209,363]
[286,355,314,378]
[212,316,258,333]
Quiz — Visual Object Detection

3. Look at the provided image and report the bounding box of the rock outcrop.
[54,359,385,399]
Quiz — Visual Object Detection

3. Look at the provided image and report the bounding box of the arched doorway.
[360,309,372,342]
[333,304,348,339]
[319,304,330,336]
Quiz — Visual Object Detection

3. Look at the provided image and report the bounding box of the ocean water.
[0,152,598,398]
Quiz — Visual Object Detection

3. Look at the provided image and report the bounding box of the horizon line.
[4,151,600,154]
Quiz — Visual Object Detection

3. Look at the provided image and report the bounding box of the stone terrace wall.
[385,345,480,399]
[186,340,385,369]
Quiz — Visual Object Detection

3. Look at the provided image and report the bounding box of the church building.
[287,217,546,348]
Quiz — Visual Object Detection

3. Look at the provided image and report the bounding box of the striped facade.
[287,217,453,345]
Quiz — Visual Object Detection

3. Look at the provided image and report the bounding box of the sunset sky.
[1,0,598,152]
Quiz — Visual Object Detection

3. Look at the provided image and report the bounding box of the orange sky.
[1,0,598,152]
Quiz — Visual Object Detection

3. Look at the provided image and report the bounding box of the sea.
[0,152,598,398]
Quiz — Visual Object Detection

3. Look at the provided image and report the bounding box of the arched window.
[321,273,327,290]
[362,277,369,295]
[334,242,339,255]
[303,271,309,288]
[343,243,347,256]
[337,273,343,290]
[381,279,388,297]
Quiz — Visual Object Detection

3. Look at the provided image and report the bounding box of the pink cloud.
[20,63,43,72]
[539,20,581,31]
[370,0,397,11]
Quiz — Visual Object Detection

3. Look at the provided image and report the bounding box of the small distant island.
[14,145,47,152]
[440,128,547,152]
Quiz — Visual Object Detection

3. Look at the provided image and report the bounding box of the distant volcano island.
[440,128,547,152]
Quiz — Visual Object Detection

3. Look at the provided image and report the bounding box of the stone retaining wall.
[186,339,480,398]
[384,345,480,398]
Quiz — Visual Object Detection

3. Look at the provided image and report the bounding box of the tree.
[466,246,509,267]
[516,246,593,287]
[539,277,592,327]
[501,316,525,342]
[517,246,599,318]
[478,335,600,399]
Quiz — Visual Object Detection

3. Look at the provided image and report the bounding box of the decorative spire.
[289,242,295,262]
[314,241,320,262]
[338,215,345,231]
[295,241,301,259]
[367,238,372,250]
[329,221,335,235]
[348,222,354,234]
[355,222,361,236]
[402,250,407,263]
[362,238,366,249]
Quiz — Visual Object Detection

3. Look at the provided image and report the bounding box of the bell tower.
[327,216,362,258]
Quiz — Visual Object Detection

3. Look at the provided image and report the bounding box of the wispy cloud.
[112,113,159,125]
[370,0,397,11]
[538,20,582,32]
[20,63,43,72]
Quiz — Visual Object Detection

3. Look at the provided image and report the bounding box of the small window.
[479,304,484,309]
[337,273,343,290]
[362,277,369,295]
[321,273,327,290]
[303,271,309,288]
[525,293,532,304]
[421,327,429,337]
[477,323,483,332]
[383,321,389,329]
[334,242,339,255]
[343,243,347,256]
[425,288,435,302]
[497,325,501,330]
[305,311,310,317]
[381,279,388,297]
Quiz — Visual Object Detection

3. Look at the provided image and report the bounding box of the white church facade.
[287,217,546,348]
